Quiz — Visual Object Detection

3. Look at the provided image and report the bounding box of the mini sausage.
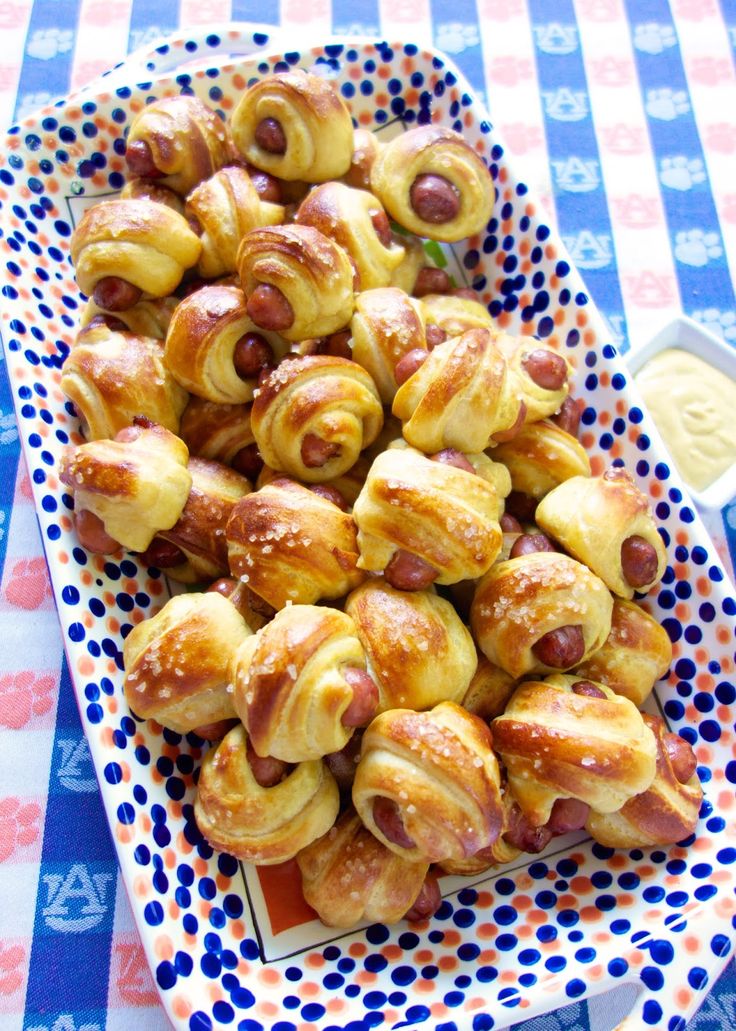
[193,718,238,741]
[324,733,363,795]
[532,624,585,668]
[85,313,129,333]
[546,797,590,834]
[394,347,428,386]
[369,208,392,247]
[309,484,349,511]
[522,348,569,391]
[451,287,478,302]
[571,679,606,699]
[552,395,582,438]
[372,796,416,850]
[74,509,122,555]
[504,802,553,854]
[140,537,186,569]
[125,139,163,178]
[233,333,274,379]
[246,737,293,787]
[245,164,283,203]
[409,173,460,224]
[93,276,143,312]
[404,873,441,922]
[505,490,537,522]
[254,116,287,154]
[424,324,447,350]
[664,732,698,784]
[341,667,379,727]
[384,549,438,591]
[491,401,527,443]
[312,330,352,360]
[231,443,263,482]
[300,433,341,469]
[620,534,659,588]
[413,267,451,297]
[500,512,523,533]
[430,448,475,474]
[510,533,556,559]
[246,283,295,331]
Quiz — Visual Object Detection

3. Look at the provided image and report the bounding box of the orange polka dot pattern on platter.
[0,29,734,1031]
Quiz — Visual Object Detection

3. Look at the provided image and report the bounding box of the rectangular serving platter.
[1,24,734,1031]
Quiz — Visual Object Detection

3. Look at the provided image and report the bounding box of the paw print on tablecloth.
[0,670,56,729]
[674,229,723,268]
[333,22,380,37]
[0,942,26,997]
[645,88,690,120]
[4,556,53,610]
[691,308,736,343]
[26,28,74,61]
[659,156,707,191]
[0,410,18,450]
[129,25,176,51]
[435,23,480,54]
[0,796,42,862]
[15,90,53,119]
[633,22,677,55]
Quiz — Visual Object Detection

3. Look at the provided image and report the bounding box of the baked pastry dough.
[586,714,702,847]
[494,334,571,424]
[344,579,477,712]
[226,477,365,609]
[350,287,427,404]
[122,590,250,734]
[460,655,517,722]
[572,597,672,707]
[438,791,523,875]
[535,466,667,598]
[352,445,503,586]
[120,178,185,214]
[237,224,356,341]
[420,293,494,336]
[61,324,189,440]
[370,125,494,242]
[492,675,657,825]
[70,199,201,305]
[231,604,374,762]
[296,182,405,290]
[389,233,428,294]
[79,296,178,339]
[352,701,504,863]
[492,419,591,501]
[194,723,339,864]
[342,127,382,192]
[164,283,288,404]
[125,94,233,196]
[392,328,525,453]
[297,808,431,928]
[59,419,192,553]
[470,551,613,678]
[178,396,256,473]
[251,356,383,483]
[186,165,284,279]
[230,70,354,182]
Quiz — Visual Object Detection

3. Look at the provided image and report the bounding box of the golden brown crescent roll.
[194,723,340,865]
[494,334,571,424]
[61,324,189,440]
[251,355,383,483]
[297,808,432,928]
[59,419,192,554]
[231,604,376,762]
[122,590,250,734]
[535,466,667,598]
[120,178,185,214]
[296,182,405,290]
[586,714,702,847]
[350,287,427,404]
[392,329,525,453]
[79,296,178,339]
[420,293,494,337]
[186,165,285,279]
[461,655,518,723]
[342,127,382,192]
[492,675,657,826]
[164,283,289,404]
[178,396,256,473]
[352,701,504,863]
[572,597,672,707]
[352,445,503,588]
[438,791,523,875]
[344,579,477,713]
[256,455,370,509]
[230,70,354,182]
[492,419,591,502]
[370,125,494,242]
[226,478,365,609]
[237,224,355,341]
[125,94,232,196]
[470,551,613,678]
[70,199,201,310]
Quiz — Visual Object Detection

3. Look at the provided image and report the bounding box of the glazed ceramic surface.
[0,26,734,1031]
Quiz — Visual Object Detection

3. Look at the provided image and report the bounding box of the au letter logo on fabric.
[42,863,113,932]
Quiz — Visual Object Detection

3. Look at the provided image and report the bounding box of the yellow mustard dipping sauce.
[635,348,736,492]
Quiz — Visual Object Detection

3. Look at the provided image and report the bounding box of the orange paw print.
[0,796,42,862]
[0,670,56,729]
[0,941,26,997]
[4,557,53,609]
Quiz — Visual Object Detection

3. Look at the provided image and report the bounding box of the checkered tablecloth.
[0,2,734,1030]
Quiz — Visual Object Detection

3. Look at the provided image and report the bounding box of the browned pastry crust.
[535,466,668,598]
[122,590,250,733]
[226,478,366,609]
[470,551,613,678]
[342,128,382,192]
[438,790,522,875]
[297,808,430,928]
[492,419,591,501]
[120,178,185,214]
[350,287,427,404]
[586,714,702,847]
[230,70,354,182]
[256,454,371,508]
[420,293,494,336]
[460,655,518,723]
[494,334,572,424]
[573,597,673,707]
[231,604,368,761]
[70,199,201,300]
[352,701,504,863]
[296,182,405,290]
[492,675,657,826]
[126,94,233,196]
[251,355,383,483]
[79,296,179,339]
[344,579,477,712]
[61,324,189,441]
[178,396,255,467]
[194,723,340,864]
[59,420,192,553]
